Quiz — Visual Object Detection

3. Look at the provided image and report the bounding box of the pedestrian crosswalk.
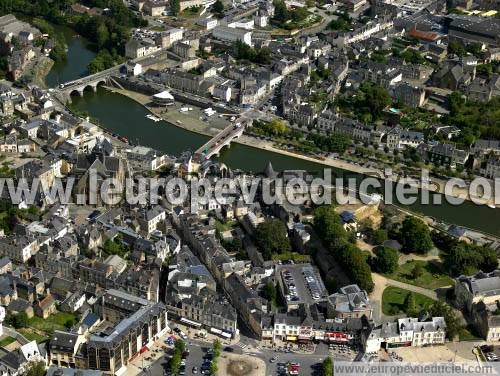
[237,342,248,349]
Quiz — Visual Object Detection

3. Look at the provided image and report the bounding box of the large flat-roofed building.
[86,289,168,374]
[448,15,500,47]
[212,26,252,46]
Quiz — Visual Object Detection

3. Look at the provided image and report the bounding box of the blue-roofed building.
[340,211,357,231]
[448,225,467,239]
[81,312,100,330]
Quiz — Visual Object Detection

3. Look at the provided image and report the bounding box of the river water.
[45,32,500,236]
[45,26,95,87]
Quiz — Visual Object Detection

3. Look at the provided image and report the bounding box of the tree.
[212,0,224,14]
[268,119,288,136]
[325,276,337,294]
[170,0,180,15]
[339,244,374,292]
[175,339,186,353]
[213,338,222,357]
[411,263,424,279]
[170,352,182,374]
[448,40,466,57]
[443,242,499,276]
[209,359,218,375]
[322,357,333,376]
[95,23,110,50]
[399,216,433,254]
[403,292,417,316]
[255,219,291,260]
[262,281,277,306]
[362,83,391,120]
[273,0,289,22]
[429,301,461,340]
[49,42,67,63]
[64,318,77,330]
[374,246,399,274]
[313,205,347,249]
[101,236,128,257]
[10,312,29,329]
[477,246,498,272]
[25,361,45,376]
[314,205,373,292]
[370,229,388,245]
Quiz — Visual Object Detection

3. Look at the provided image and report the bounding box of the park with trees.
[313,204,374,292]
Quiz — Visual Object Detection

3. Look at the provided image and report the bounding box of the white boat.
[145,114,161,122]
[488,203,496,209]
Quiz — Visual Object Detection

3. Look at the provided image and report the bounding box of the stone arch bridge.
[54,65,121,103]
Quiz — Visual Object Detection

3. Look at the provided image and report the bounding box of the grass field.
[16,312,78,343]
[459,325,482,341]
[18,328,49,343]
[386,260,454,290]
[271,252,311,263]
[28,312,77,333]
[382,286,435,316]
[0,336,16,348]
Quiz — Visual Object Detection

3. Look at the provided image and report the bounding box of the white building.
[364,317,446,353]
[254,15,268,28]
[228,19,255,30]
[197,18,218,30]
[212,25,252,46]
[0,236,39,263]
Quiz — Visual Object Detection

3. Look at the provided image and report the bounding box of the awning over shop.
[325,332,349,342]
[210,328,222,335]
[286,336,297,341]
[220,332,232,339]
[180,318,201,327]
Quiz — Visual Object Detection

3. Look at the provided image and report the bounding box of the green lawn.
[382,286,435,316]
[215,219,236,234]
[459,325,482,341]
[28,312,78,333]
[0,336,16,347]
[18,328,49,343]
[386,260,454,290]
[271,252,311,263]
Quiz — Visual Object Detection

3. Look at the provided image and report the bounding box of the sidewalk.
[122,330,173,376]
[260,338,316,355]
[173,322,241,347]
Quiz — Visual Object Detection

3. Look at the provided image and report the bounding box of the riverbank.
[104,86,498,207]
[32,56,54,88]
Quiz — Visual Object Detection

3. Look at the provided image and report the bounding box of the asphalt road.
[145,335,359,376]
[144,340,212,376]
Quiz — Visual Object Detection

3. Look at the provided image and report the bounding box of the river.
[45,33,500,236]
[45,26,96,87]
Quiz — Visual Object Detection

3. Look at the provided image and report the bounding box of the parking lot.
[277,264,327,307]
[481,344,500,362]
